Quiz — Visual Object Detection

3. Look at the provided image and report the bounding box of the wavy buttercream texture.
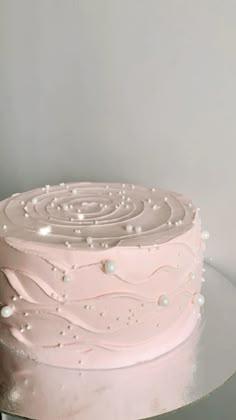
[0,182,203,369]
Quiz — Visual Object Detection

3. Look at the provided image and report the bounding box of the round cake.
[0,182,206,369]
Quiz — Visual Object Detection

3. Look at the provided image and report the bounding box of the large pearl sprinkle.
[134,225,142,234]
[201,230,210,241]
[193,293,205,306]
[104,260,116,274]
[86,237,93,245]
[125,224,133,233]
[1,306,14,318]
[158,295,169,307]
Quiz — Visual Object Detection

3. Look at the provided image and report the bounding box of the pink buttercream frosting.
[0,182,203,369]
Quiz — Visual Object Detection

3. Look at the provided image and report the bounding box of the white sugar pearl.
[147,198,152,204]
[1,306,13,318]
[104,260,116,274]
[32,197,38,204]
[65,241,71,248]
[134,225,142,234]
[152,205,158,210]
[158,295,169,307]
[193,293,205,306]
[164,196,168,202]
[2,225,7,230]
[24,213,29,218]
[38,226,51,236]
[201,230,210,241]
[125,224,133,233]
[86,237,93,245]
[63,274,71,283]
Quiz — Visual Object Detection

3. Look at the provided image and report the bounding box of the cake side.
[0,182,205,369]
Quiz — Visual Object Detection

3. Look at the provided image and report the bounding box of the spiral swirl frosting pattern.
[0,182,196,248]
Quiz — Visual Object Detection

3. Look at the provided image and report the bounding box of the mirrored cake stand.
[0,263,236,420]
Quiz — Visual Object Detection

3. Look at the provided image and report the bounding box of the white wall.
[0,1,236,418]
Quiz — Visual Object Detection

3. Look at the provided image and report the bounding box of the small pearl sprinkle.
[24,213,29,218]
[56,307,61,312]
[26,324,32,330]
[125,224,133,233]
[105,185,109,189]
[202,267,206,272]
[104,204,108,208]
[108,192,112,196]
[121,201,125,205]
[68,325,73,330]
[24,312,29,317]
[53,197,58,201]
[74,229,81,234]
[152,205,158,210]
[20,328,25,333]
[94,220,98,225]
[104,260,116,274]
[148,198,152,204]
[188,202,193,207]
[74,335,79,340]
[3,224,7,230]
[78,214,84,220]
[167,221,172,226]
[72,188,77,194]
[50,202,55,208]
[1,306,14,318]
[32,197,38,204]
[134,225,142,234]
[119,191,122,195]
[45,185,50,190]
[201,277,206,283]
[41,187,46,192]
[58,343,63,348]
[158,295,169,307]
[164,196,168,202]
[60,183,65,186]
[201,230,210,241]
[86,237,93,245]
[84,305,89,309]
[179,220,183,225]
[19,295,23,300]
[126,205,130,209]
[65,241,71,248]
[100,203,103,208]
[63,274,71,283]
[190,272,195,280]
[60,331,66,336]
[104,243,109,248]
[127,197,131,202]
[69,204,73,209]
[122,184,125,187]
[100,312,105,317]
[175,221,179,226]
[63,204,69,211]
[131,184,135,189]
[52,267,57,271]
[151,188,156,192]
[12,296,18,302]
[20,201,25,205]
[57,206,61,210]
[193,293,205,306]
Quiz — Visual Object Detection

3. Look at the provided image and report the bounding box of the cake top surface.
[0,182,196,249]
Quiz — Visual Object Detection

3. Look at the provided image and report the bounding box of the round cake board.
[0,263,236,420]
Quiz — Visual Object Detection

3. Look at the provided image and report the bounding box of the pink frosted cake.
[0,182,207,369]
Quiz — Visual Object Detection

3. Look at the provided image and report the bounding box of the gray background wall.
[0,1,235,419]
